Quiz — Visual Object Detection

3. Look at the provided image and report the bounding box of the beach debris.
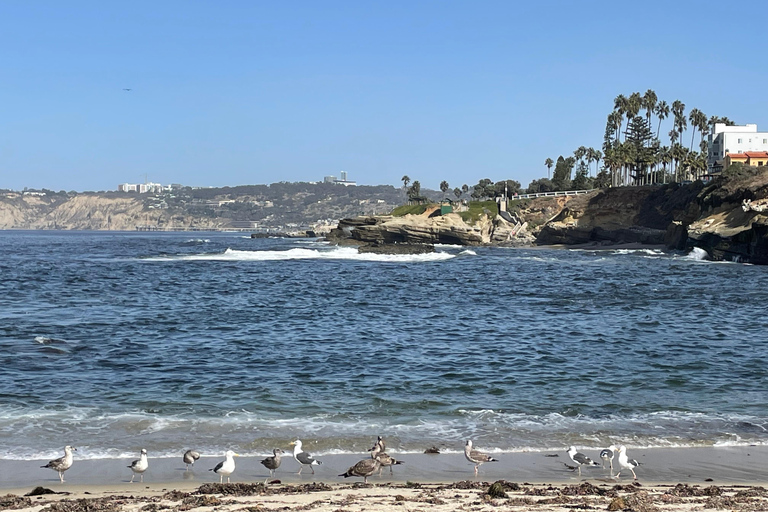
[178,495,222,510]
[544,453,559,457]
[485,480,521,499]
[41,446,77,484]
[195,483,265,496]
[38,497,120,512]
[560,482,608,496]
[1,494,33,509]
[423,446,440,454]
[25,487,62,496]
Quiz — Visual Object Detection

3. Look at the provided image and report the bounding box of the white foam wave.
[685,247,709,260]
[143,247,457,263]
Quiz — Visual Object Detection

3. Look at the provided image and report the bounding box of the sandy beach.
[2,446,767,511]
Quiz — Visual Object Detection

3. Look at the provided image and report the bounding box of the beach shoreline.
[3,445,768,491]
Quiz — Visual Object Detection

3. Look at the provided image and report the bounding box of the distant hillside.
[0,182,425,231]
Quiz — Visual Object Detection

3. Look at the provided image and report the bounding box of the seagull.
[122,88,132,91]
[291,440,322,475]
[615,445,641,480]
[183,449,200,470]
[128,449,148,483]
[210,450,238,483]
[600,445,617,472]
[372,449,404,476]
[464,440,498,476]
[567,446,600,476]
[261,448,284,478]
[41,445,76,483]
[368,435,386,454]
[339,456,381,484]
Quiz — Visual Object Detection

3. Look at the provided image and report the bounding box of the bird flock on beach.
[39,439,641,484]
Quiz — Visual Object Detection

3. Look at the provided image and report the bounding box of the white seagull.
[210,450,238,483]
[291,440,322,474]
[464,440,498,476]
[615,445,641,480]
[41,445,76,483]
[128,449,149,483]
[566,446,600,476]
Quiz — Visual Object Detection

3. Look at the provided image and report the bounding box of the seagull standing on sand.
[600,446,617,472]
[183,450,200,470]
[210,450,238,483]
[464,440,498,476]
[339,454,381,484]
[567,446,600,476]
[41,445,76,483]
[369,444,404,476]
[291,440,322,474]
[615,445,641,480]
[128,449,148,483]
[261,448,284,478]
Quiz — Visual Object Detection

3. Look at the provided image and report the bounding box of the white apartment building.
[118,182,166,193]
[708,123,768,172]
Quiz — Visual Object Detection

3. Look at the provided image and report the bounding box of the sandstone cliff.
[0,194,227,231]
[327,209,533,247]
[534,167,768,264]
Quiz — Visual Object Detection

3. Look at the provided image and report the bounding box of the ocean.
[1,231,766,461]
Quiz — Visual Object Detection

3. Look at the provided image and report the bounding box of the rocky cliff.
[534,166,768,264]
[326,209,533,247]
[0,194,227,230]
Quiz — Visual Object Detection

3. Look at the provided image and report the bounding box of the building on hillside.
[724,151,768,169]
[118,182,166,193]
[323,171,357,186]
[708,123,768,173]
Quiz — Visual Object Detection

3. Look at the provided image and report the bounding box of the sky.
[1,0,767,192]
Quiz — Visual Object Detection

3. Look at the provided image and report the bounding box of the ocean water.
[1,231,767,461]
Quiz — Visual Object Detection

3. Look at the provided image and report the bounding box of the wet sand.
[2,446,767,492]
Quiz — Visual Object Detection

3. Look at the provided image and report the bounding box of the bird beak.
[234,453,240,457]
[289,441,295,446]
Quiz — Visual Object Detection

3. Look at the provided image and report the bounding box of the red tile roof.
[726,153,748,159]
[743,151,768,158]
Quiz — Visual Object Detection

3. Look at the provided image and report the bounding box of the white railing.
[510,189,596,200]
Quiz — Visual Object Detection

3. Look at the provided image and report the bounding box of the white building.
[323,171,357,186]
[708,123,768,172]
[118,182,166,193]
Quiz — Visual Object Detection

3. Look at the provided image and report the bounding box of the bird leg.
[297,466,303,475]
[310,466,315,474]
[59,472,65,483]
[631,469,637,479]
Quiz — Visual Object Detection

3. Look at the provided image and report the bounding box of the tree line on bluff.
[403,89,734,203]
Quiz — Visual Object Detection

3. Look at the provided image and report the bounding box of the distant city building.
[708,123,768,172]
[323,171,357,186]
[118,182,167,193]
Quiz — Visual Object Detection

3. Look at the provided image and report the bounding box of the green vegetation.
[391,203,431,216]
[538,89,735,193]
[459,200,498,223]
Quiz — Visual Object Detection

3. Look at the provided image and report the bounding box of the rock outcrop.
[326,210,532,247]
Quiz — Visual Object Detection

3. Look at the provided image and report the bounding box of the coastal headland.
[328,168,768,264]
[2,447,767,512]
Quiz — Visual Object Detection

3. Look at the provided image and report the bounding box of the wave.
[141,247,460,263]
[2,406,766,460]
[684,247,709,261]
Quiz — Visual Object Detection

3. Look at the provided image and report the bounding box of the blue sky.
[1,0,766,192]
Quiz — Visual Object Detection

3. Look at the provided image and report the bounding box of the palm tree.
[614,95,628,140]
[688,108,706,151]
[655,100,669,138]
[672,100,686,145]
[643,89,657,128]
[401,175,410,189]
[593,149,603,177]
[461,184,469,197]
[574,146,587,163]
[440,180,450,198]
[453,187,462,200]
[545,158,554,179]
